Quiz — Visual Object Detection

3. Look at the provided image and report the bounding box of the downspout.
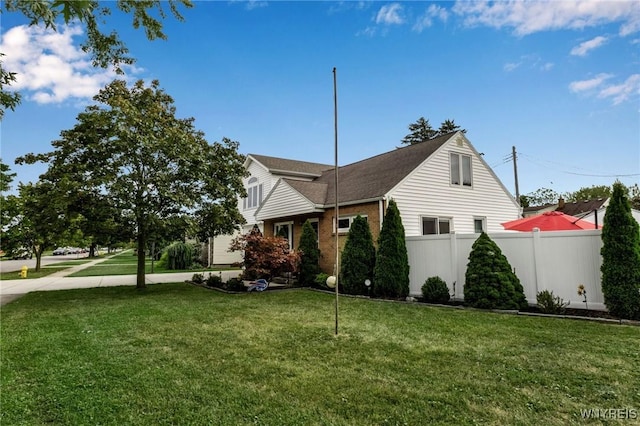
[379,198,385,230]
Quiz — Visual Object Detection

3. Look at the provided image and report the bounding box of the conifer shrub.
[340,215,376,295]
[421,276,450,304]
[298,220,321,286]
[601,182,640,320]
[464,232,527,310]
[536,290,568,314]
[373,200,410,298]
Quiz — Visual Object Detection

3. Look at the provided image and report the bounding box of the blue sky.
[1,1,639,199]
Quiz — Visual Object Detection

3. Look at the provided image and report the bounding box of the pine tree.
[373,200,410,298]
[401,117,437,145]
[298,220,320,286]
[601,182,640,320]
[464,232,527,310]
[340,215,376,295]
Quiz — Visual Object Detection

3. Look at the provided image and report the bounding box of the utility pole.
[333,67,339,336]
[512,146,520,203]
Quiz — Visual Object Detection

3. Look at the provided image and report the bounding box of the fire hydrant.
[19,265,28,278]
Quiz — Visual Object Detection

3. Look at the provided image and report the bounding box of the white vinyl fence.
[406,229,605,311]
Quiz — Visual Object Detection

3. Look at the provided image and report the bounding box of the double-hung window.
[244,177,263,210]
[422,216,451,235]
[450,153,472,187]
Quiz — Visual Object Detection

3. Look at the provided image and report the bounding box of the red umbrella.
[502,211,601,231]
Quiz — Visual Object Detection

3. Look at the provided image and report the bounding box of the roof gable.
[318,132,455,204]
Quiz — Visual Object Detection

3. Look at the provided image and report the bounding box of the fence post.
[532,228,544,294]
[450,231,458,299]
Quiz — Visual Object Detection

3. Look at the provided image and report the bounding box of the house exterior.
[208,154,333,265]
[246,131,521,273]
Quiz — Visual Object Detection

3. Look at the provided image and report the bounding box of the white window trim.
[333,215,367,234]
[450,152,473,188]
[274,221,294,249]
[421,216,453,235]
[244,177,263,210]
[473,217,486,233]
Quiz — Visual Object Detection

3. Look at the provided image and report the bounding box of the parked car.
[53,247,69,255]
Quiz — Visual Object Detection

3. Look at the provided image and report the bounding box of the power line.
[518,152,640,178]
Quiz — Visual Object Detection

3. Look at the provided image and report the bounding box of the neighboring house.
[523,203,557,217]
[250,131,521,273]
[557,197,640,227]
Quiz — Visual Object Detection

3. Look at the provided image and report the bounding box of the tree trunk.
[136,232,146,289]
[89,242,97,258]
[35,246,43,272]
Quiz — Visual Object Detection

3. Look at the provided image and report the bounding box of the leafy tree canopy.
[17,79,246,288]
[0,0,192,119]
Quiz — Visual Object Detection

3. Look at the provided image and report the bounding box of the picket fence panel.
[406,229,605,311]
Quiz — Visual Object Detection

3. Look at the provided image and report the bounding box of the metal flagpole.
[333,67,339,336]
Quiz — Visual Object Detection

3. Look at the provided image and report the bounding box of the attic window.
[244,177,263,210]
[450,153,472,187]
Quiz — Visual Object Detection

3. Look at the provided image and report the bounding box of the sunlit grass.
[0,267,69,281]
[2,285,638,425]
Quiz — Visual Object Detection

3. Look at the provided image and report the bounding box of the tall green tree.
[566,185,611,202]
[373,200,409,298]
[14,181,70,270]
[523,187,561,206]
[340,215,376,295]
[464,232,527,310]
[401,117,437,145]
[298,220,320,286]
[0,0,192,118]
[600,182,640,320]
[18,79,246,288]
[437,119,466,136]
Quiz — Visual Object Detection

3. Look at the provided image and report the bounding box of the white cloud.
[376,3,404,25]
[569,73,613,92]
[597,73,640,104]
[540,62,554,71]
[413,4,449,33]
[245,1,268,11]
[453,0,640,36]
[0,23,142,105]
[504,62,521,72]
[570,36,609,56]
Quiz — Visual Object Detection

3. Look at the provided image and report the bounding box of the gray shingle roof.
[557,198,608,217]
[283,179,328,205]
[248,154,333,177]
[319,132,454,204]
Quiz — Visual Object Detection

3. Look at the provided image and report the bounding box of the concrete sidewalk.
[0,268,242,306]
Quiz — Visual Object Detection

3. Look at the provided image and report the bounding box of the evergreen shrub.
[373,200,409,298]
[421,276,450,304]
[340,215,376,295]
[464,232,527,310]
[536,290,568,314]
[159,241,194,270]
[298,220,320,286]
[601,182,640,320]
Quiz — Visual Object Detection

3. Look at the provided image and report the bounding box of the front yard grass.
[0,267,69,281]
[1,285,638,425]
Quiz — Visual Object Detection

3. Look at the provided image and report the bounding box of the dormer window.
[450,152,472,187]
[244,177,263,210]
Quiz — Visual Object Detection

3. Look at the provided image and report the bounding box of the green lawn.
[1,285,638,425]
[0,266,69,281]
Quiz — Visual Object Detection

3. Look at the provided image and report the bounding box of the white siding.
[256,180,318,220]
[389,135,520,236]
[209,233,241,265]
[240,160,273,226]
